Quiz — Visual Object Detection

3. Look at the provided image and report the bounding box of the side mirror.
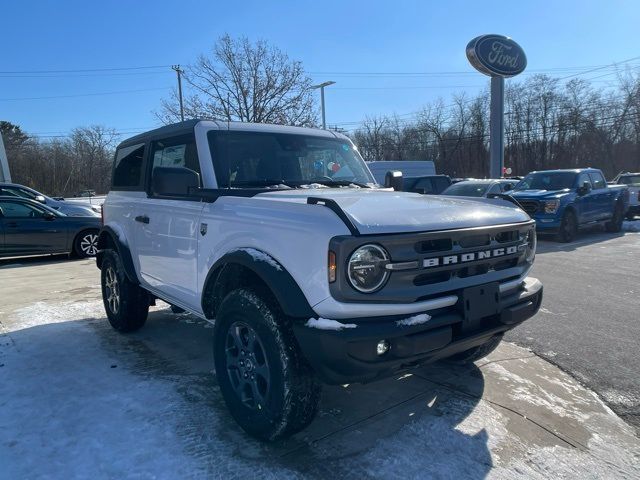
[152,166,200,197]
[35,195,46,203]
[43,211,55,220]
[578,181,591,196]
[384,170,404,191]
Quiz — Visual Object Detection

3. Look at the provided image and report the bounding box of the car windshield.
[441,182,491,197]
[208,131,376,188]
[618,175,640,186]
[514,172,577,191]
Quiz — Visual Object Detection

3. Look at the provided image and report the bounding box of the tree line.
[2,36,639,197]
[352,73,640,179]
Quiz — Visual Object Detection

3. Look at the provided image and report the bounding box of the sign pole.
[0,133,10,182]
[489,76,505,179]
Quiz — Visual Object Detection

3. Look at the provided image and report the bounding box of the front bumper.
[293,277,542,385]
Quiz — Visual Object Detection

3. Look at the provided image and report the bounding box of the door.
[588,172,612,220]
[135,134,204,308]
[574,172,595,223]
[0,199,68,255]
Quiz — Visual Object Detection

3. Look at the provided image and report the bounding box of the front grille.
[518,200,539,215]
[329,221,534,303]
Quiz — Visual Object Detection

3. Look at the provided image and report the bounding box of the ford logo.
[466,34,527,78]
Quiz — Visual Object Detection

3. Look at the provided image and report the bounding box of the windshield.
[514,172,577,191]
[618,175,640,186]
[208,131,376,188]
[441,182,491,197]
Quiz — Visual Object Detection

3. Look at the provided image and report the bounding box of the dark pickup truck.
[510,168,629,242]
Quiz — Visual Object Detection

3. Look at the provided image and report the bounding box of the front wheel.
[556,210,577,242]
[605,202,624,233]
[213,288,321,441]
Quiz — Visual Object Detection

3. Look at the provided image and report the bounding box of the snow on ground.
[1,299,639,479]
[306,317,357,330]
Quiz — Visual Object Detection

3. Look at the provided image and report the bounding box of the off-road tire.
[73,229,99,258]
[605,201,624,233]
[447,334,503,364]
[213,288,321,441]
[556,210,578,243]
[100,249,149,332]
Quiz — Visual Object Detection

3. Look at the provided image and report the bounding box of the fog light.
[376,340,390,356]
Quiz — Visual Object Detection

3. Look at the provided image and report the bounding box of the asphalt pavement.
[506,221,640,433]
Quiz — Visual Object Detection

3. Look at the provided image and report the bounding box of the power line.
[0,86,171,102]
[0,65,172,74]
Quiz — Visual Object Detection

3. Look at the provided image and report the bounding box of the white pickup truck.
[613,172,640,220]
[96,119,542,440]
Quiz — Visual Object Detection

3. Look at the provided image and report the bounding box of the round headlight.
[347,244,390,293]
[525,228,537,263]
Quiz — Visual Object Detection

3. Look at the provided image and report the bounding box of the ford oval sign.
[466,34,527,78]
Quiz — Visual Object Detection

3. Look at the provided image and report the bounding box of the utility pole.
[172,65,185,122]
[0,132,10,182]
[311,81,336,129]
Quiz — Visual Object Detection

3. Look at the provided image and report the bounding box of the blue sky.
[1,0,639,140]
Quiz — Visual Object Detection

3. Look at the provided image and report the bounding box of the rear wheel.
[73,229,99,258]
[447,334,503,364]
[605,201,624,233]
[100,249,149,332]
[213,288,321,441]
[556,210,577,242]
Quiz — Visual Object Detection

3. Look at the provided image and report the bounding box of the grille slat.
[517,200,539,215]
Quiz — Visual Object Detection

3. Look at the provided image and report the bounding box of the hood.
[256,188,530,235]
[510,189,570,199]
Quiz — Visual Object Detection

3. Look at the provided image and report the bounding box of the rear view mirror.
[503,183,513,192]
[385,170,404,191]
[152,167,200,197]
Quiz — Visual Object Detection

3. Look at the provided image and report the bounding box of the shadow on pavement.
[535,227,627,254]
[0,253,82,269]
[1,305,492,479]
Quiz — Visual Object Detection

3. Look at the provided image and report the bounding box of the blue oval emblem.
[466,34,527,78]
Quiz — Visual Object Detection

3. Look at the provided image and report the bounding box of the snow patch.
[234,248,282,271]
[306,317,357,331]
[396,313,431,326]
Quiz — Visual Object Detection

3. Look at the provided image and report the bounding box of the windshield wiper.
[304,179,372,189]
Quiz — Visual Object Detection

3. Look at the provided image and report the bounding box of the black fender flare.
[201,249,315,320]
[96,226,139,285]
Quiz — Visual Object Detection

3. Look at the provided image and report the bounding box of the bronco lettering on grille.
[422,245,519,269]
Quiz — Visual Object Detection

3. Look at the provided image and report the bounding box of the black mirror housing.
[152,167,200,197]
[578,181,591,195]
[384,170,404,191]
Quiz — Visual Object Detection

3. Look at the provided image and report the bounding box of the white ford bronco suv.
[97,120,542,440]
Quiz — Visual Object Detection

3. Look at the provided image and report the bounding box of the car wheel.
[556,210,577,242]
[213,288,321,441]
[447,334,503,364]
[74,230,99,258]
[100,249,149,332]
[605,201,624,233]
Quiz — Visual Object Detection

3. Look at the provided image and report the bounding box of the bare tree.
[158,35,317,126]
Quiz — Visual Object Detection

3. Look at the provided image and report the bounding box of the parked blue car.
[510,168,628,242]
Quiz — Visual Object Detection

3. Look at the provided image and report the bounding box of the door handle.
[135,215,150,224]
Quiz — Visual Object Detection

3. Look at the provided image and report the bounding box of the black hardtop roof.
[117,119,207,149]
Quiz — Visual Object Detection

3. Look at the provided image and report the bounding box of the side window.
[149,134,201,192]
[0,201,45,218]
[413,178,434,194]
[577,173,592,189]
[488,184,502,194]
[589,172,606,189]
[113,143,146,189]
